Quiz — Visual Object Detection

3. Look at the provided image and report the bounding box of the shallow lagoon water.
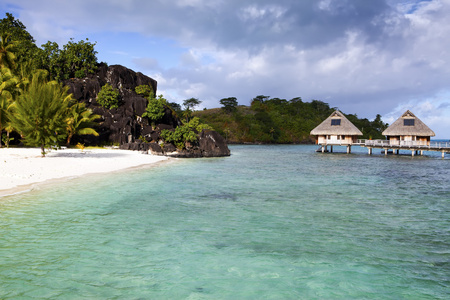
[0,145,449,299]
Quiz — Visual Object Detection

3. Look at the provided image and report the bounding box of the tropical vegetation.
[65,102,100,146]
[160,117,212,150]
[194,96,388,144]
[8,71,72,155]
[0,13,100,153]
[142,93,166,124]
[96,83,120,109]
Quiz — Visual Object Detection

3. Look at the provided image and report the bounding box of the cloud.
[132,57,161,72]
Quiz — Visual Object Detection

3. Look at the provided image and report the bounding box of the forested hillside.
[194,96,388,144]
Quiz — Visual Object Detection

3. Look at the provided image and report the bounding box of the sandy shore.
[0,147,170,197]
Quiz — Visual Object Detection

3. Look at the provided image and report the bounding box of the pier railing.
[357,139,450,149]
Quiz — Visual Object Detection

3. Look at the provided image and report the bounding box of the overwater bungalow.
[310,110,363,153]
[382,110,435,146]
[359,110,449,157]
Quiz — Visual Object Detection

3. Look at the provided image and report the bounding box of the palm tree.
[15,60,40,92]
[0,95,10,147]
[66,102,100,146]
[183,107,192,123]
[0,67,19,98]
[0,34,18,70]
[8,71,71,156]
[0,67,19,147]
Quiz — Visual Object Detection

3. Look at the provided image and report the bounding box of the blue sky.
[1,0,450,138]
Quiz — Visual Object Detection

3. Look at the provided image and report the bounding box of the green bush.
[96,83,119,109]
[142,94,166,124]
[188,117,213,132]
[160,117,212,150]
[161,125,198,150]
[74,69,85,79]
[135,85,153,98]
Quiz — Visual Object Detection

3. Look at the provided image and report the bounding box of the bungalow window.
[404,119,414,126]
[341,135,345,140]
[331,119,341,126]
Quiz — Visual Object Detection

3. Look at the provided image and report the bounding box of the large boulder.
[198,130,231,157]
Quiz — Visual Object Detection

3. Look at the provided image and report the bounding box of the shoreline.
[0,147,171,198]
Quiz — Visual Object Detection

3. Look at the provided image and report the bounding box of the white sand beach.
[0,147,170,196]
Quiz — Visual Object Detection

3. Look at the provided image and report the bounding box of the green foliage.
[345,113,387,140]
[167,101,182,119]
[167,101,182,113]
[161,125,197,150]
[37,41,64,81]
[1,133,13,147]
[183,97,202,110]
[142,94,166,123]
[0,13,41,72]
[97,83,120,109]
[0,94,11,147]
[220,97,238,113]
[187,116,213,132]
[0,13,98,81]
[63,38,98,79]
[0,13,35,45]
[135,84,153,98]
[66,102,100,146]
[182,107,192,123]
[0,33,18,70]
[160,117,211,150]
[0,68,19,147]
[8,72,72,156]
[0,67,19,99]
[138,135,149,143]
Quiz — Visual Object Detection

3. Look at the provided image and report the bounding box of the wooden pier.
[356,140,450,158]
[316,140,450,157]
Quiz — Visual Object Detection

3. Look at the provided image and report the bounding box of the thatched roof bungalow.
[382,110,435,146]
[310,110,362,152]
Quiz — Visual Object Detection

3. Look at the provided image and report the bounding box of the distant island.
[194,96,388,144]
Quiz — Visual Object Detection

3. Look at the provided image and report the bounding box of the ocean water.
[0,145,449,299]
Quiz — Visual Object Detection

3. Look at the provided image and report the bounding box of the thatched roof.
[382,110,435,137]
[310,110,363,136]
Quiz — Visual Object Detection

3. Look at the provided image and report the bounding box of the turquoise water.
[0,145,449,299]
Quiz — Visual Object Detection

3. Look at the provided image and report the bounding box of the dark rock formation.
[65,63,158,146]
[198,130,231,157]
[65,63,230,157]
[119,129,230,158]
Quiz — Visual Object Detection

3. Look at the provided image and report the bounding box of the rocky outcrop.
[65,63,230,157]
[198,130,231,157]
[119,129,230,158]
[65,63,158,146]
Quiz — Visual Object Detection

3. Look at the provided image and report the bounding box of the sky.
[1,0,450,138]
